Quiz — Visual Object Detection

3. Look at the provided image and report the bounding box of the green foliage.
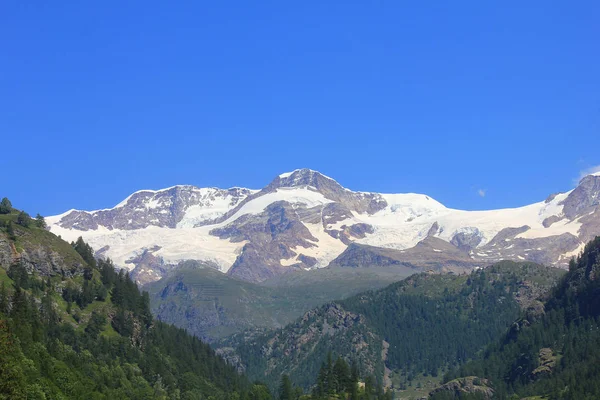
[16,211,31,227]
[0,232,251,399]
[5,221,15,240]
[446,236,600,400]
[0,198,12,214]
[72,236,97,268]
[429,392,488,400]
[279,374,293,400]
[148,263,413,342]
[234,262,562,392]
[311,354,362,399]
[34,214,46,229]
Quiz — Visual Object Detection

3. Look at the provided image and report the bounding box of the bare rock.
[562,175,600,220]
[429,377,493,399]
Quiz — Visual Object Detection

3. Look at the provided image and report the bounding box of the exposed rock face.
[486,226,531,245]
[232,302,381,386]
[0,236,13,268]
[54,186,254,231]
[212,201,319,282]
[531,348,557,380]
[201,169,388,228]
[562,175,600,220]
[215,347,246,374]
[475,231,581,266]
[321,203,355,227]
[429,377,493,399]
[427,222,440,237]
[450,228,483,252]
[543,215,562,228]
[330,237,479,272]
[330,243,415,269]
[0,230,85,278]
[128,248,170,285]
[576,210,600,244]
[266,169,388,215]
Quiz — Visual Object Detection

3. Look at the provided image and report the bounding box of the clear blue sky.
[1,1,599,216]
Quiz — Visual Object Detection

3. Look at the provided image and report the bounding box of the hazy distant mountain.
[47,169,600,283]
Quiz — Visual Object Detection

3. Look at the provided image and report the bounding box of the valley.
[3,192,600,399]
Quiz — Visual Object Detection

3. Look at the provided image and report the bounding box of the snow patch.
[289,222,348,268]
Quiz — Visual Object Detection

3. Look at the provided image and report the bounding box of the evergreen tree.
[16,211,30,227]
[279,374,293,400]
[6,221,15,240]
[0,319,27,399]
[325,352,333,395]
[138,291,153,328]
[315,362,328,399]
[333,357,350,393]
[34,213,46,228]
[73,236,97,268]
[0,197,12,214]
[0,282,9,314]
[350,361,359,400]
[84,311,106,339]
[8,261,29,290]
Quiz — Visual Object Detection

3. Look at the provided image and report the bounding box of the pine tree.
[326,352,334,395]
[0,197,12,214]
[8,261,29,290]
[139,291,153,328]
[0,282,8,314]
[34,213,46,228]
[73,237,97,268]
[279,374,293,400]
[0,319,27,398]
[6,221,15,240]
[315,362,328,399]
[350,361,360,400]
[16,211,30,227]
[85,311,106,339]
[333,357,350,393]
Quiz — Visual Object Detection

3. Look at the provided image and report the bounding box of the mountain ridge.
[46,169,600,283]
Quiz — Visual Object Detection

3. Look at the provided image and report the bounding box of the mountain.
[146,262,416,342]
[223,261,565,395]
[0,203,255,399]
[47,169,600,283]
[440,236,600,399]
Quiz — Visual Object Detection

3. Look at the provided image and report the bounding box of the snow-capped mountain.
[47,169,600,283]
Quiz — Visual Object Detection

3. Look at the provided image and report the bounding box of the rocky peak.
[52,185,254,231]
[268,169,342,191]
[562,174,600,220]
[264,169,387,215]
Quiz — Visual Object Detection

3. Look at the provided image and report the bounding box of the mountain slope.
[147,262,415,342]
[225,261,564,393]
[441,236,600,399]
[0,205,252,399]
[47,169,600,282]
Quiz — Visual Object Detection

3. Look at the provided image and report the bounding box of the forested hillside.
[147,263,412,343]
[0,199,257,399]
[441,236,600,399]
[228,261,564,395]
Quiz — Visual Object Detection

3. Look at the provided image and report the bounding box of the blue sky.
[1,1,599,216]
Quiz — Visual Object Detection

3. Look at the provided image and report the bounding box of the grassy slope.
[147,265,415,342]
[1,210,86,268]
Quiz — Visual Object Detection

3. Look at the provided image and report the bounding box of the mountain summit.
[47,170,600,283]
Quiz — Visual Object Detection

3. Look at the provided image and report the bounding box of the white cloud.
[576,165,600,184]
[477,189,486,198]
